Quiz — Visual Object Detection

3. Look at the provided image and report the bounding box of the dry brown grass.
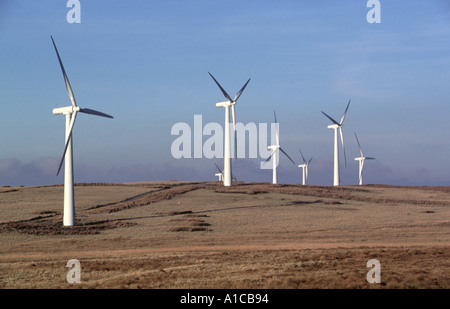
[0,181,449,289]
[0,246,448,289]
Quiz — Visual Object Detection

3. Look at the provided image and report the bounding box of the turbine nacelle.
[268,145,280,150]
[327,124,340,130]
[215,101,233,108]
[52,105,80,115]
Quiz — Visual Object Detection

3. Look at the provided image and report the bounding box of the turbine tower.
[354,132,375,185]
[265,111,296,184]
[297,147,312,185]
[209,72,250,187]
[321,100,350,186]
[51,36,113,226]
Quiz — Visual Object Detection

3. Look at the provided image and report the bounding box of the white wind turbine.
[214,163,224,181]
[265,111,296,184]
[214,163,237,182]
[321,100,350,186]
[209,72,250,187]
[297,147,312,185]
[354,132,375,185]
[51,36,113,226]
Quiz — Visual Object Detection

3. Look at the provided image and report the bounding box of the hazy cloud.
[1,156,448,188]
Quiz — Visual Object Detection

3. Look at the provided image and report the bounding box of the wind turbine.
[214,163,224,181]
[265,111,296,184]
[51,36,113,226]
[354,132,375,185]
[209,72,250,187]
[321,100,350,186]
[214,163,237,182]
[297,147,313,185]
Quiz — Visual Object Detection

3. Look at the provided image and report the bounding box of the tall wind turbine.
[209,72,250,187]
[51,36,113,226]
[321,100,350,186]
[265,111,296,184]
[297,147,312,185]
[354,132,375,185]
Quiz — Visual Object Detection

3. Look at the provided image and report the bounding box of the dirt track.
[0,182,449,288]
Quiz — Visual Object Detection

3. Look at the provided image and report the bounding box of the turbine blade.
[214,163,223,173]
[51,36,77,107]
[366,157,376,160]
[79,108,113,119]
[56,111,78,176]
[274,111,279,146]
[360,159,365,184]
[340,99,351,125]
[232,104,237,159]
[321,111,340,126]
[280,147,296,166]
[233,78,251,102]
[265,150,276,163]
[298,147,306,164]
[339,127,347,167]
[308,157,313,164]
[56,144,68,176]
[354,132,364,157]
[208,72,232,102]
[231,105,236,132]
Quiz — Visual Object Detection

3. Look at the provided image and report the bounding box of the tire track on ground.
[86,183,206,214]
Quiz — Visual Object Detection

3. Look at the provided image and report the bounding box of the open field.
[0,181,449,289]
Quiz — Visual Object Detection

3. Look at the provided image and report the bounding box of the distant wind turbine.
[297,147,313,185]
[214,163,237,182]
[214,163,224,181]
[354,132,375,185]
[51,36,113,226]
[265,111,296,184]
[321,100,350,186]
[209,72,250,187]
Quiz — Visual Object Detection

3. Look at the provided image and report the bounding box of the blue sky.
[0,0,449,186]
